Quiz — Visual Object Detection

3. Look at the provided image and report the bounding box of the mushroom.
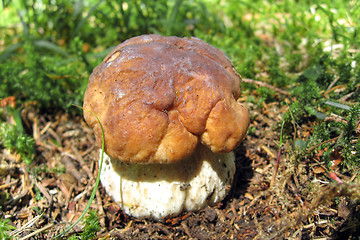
[83,34,250,220]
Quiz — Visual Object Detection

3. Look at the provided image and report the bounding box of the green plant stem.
[54,106,105,239]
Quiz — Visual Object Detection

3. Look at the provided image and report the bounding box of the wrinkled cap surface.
[84,34,250,163]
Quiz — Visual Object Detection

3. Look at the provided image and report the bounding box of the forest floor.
[1,94,359,240]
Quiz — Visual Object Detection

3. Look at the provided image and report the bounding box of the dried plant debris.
[0,99,358,239]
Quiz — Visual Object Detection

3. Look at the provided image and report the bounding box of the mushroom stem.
[99,144,236,220]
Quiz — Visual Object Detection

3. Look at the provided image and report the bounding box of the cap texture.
[84,34,250,163]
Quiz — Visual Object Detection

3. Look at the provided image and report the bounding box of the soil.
[1,97,359,239]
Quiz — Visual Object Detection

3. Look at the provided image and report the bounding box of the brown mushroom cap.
[83,34,250,163]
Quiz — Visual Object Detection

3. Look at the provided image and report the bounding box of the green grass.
[2,1,357,112]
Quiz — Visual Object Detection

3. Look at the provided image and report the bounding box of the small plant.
[0,122,35,165]
[292,102,360,174]
[0,218,16,240]
[67,211,101,240]
[336,104,360,169]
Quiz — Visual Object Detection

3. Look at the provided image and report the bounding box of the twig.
[110,220,133,237]
[19,223,54,240]
[34,180,52,203]
[325,76,339,92]
[10,213,44,237]
[229,201,238,225]
[81,144,95,157]
[47,127,62,145]
[242,78,290,96]
[307,133,342,154]
[0,179,18,190]
[270,147,282,188]
[61,156,87,184]
[339,90,357,102]
[71,145,92,178]
[57,180,72,205]
[248,191,268,208]
[96,188,106,227]
[39,122,52,136]
[5,165,32,207]
[261,145,276,158]
[73,182,97,202]
[253,213,266,240]
[350,172,358,182]
[181,221,192,238]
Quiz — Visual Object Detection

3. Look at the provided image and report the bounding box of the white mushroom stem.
[99,145,236,220]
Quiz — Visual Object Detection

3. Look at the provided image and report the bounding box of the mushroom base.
[99,145,236,220]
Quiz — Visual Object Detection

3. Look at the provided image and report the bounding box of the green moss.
[68,211,100,239]
[0,122,35,165]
